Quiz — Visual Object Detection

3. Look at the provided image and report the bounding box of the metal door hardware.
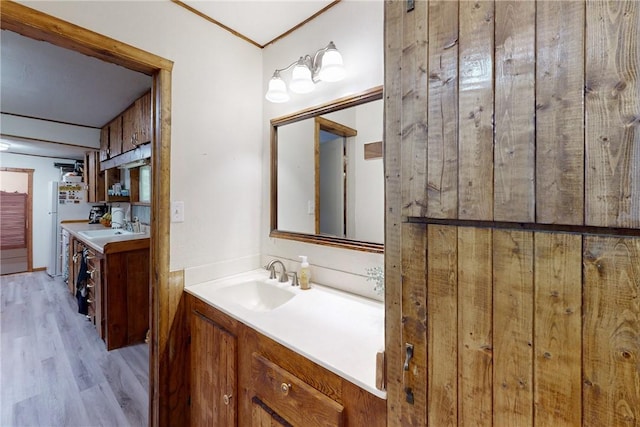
[404,343,413,371]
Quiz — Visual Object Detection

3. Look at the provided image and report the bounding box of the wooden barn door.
[0,168,33,274]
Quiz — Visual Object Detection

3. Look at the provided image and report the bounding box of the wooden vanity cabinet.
[189,295,238,427]
[251,353,344,426]
[186,293,386,427]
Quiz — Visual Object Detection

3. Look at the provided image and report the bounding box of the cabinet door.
[122,104,137,153]
[191,310,237,426]
[109,116,123,158]
[138,91,151,144]
[99,126,109,161]
[86,251,103,339]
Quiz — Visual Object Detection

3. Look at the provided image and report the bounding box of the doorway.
[0,167,33,274]
[1,3,172,425]
[314,116,357,237]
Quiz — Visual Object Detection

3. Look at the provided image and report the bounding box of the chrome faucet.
[265,259,288,283]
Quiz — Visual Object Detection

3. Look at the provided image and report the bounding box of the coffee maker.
[88,205,107,224]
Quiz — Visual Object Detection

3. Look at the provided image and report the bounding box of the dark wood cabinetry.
[67,232,150,350]
[108,116,123,159]
[190,305,237,426]
[123,91,151,152]
[186,293,385,427]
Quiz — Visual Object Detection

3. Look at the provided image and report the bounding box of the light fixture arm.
[265,41,345,103]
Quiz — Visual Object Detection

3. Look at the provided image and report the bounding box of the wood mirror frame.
[270,86,384,254]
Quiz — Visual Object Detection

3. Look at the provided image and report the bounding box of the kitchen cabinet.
[108,116,123,158]
[84,160,130,204]
[186,293,385,427]
[66,228,149,350]
[70,237,103,337]
[84,150,105,203]
[122,91,151,152]
[99,126,109,162]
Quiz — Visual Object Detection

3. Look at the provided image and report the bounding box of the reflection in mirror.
[271,86,383,253]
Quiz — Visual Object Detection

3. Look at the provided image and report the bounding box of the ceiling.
[0,1,338,160]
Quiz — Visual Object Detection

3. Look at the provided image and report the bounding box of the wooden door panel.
[191,310,237,426]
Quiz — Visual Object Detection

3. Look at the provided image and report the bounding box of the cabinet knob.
[223,394,232,405]
[280,383,291,396]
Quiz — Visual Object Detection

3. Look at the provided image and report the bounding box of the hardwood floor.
[1,271,149,426]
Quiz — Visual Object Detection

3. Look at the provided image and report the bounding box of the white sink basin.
[215,280,295,312]
[78,229,143,239]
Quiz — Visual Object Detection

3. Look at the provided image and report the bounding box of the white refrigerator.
[46,181,90,277]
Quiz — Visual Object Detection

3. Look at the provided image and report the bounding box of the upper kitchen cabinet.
[108,116,123,158]
[99,90,151,166]
[122,90,152,152]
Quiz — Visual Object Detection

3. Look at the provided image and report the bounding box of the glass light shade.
[0,142,9,151]
[265,75,289,103]
[319,48,346,82]
[289,63,315,94]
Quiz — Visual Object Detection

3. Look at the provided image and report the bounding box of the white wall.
[0,171,28,193]
[278,120,315,234]
[262,1,384,300]
[1,114,100,148]
[0,152,78,269]
[21,1,265,280]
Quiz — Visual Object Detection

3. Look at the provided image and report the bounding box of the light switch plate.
[171,201,184,222]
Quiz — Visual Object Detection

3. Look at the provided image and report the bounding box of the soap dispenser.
[299,256,311,290]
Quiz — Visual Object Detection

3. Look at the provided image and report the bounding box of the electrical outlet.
[171,201,184,222]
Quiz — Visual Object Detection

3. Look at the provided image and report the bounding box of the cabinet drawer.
[251,353,344,427]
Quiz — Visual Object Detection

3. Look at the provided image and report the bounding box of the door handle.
[404,343,413,371]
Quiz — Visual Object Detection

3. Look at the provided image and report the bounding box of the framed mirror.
[270,86,383,253]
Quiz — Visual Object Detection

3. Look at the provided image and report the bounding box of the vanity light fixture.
[0,142,10,151]
[265,41,346,103]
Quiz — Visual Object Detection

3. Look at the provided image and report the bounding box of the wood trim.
[364,141,382,160]
[0,1,173,74]
[262,1,342,48]
[0,111,101,129]
[270,86,383,253]
[171,0,342,49]
[0,133,97,151]
[0,167,34,272]
[315,116,358,138]
[313,117,357,237]
[170,0,262,49]
[0,3,174,426]
[315,119,321,235]
[271,86,383,127]
[269,230,383,254]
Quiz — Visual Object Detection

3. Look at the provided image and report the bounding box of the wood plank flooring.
[0,271,149,426]
[0,248,28,276]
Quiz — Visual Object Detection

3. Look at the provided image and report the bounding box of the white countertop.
[61,222,150,253]
[185,269,386,399]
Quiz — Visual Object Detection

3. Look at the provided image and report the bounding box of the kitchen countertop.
[185,269,386,399]
[61,221,150,254]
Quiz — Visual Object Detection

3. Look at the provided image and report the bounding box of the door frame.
[0,2,172,425]
[0,167,34,273]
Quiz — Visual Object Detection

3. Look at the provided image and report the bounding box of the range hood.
[101,142,151,171]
